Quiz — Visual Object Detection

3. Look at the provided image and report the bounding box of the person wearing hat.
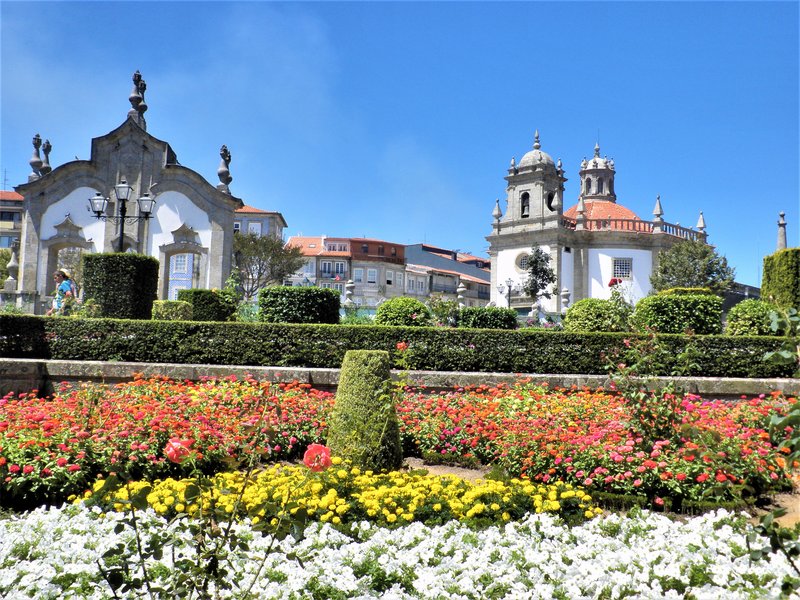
[46,270,74,316]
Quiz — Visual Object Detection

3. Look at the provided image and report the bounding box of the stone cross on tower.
[28,133,43,182]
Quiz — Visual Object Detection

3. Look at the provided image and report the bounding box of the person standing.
[46,270,74,316]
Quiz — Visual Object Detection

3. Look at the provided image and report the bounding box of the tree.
[232,232,305,301]
[522,247,557,299]
[0,248,10,282]
[650,239,735,295]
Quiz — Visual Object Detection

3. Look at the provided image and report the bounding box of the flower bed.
[1,504,797,598]
[0,376,795,509]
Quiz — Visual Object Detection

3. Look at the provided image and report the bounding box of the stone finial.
[29,133,43,181]
[137,77,148,116]
[457,281,467,309]
[560,287,571,313]
[652,195,664,220]
[129,71,143,110]
[39,139,52,175]
[594,142,600,157]
[510,156,516,169]
[533,130,541,150]
[344,279,355,306]
[777,211,787,251]
[696,211,706,232]
[580,157,587,169]
[3,240,19,291]
[492,198,502,221]
[575,196,586,230]
[217,145,233,192]
[609,158,615,170]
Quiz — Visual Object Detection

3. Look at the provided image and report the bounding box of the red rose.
[303,444,332,472]
[164,438,193,464]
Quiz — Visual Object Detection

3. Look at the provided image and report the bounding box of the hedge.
[177,289,236,322]
[82,253,158,320]
[0,315,793,378]
[630,293,723,335]
[457,306,518,330]
[259,287,340,324]
[762,248,800,309]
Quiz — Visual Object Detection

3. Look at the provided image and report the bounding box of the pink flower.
[654,497,664,506]
[164,438,193,464]
[22,465,34,474]
[67,464,80,472]
[303,444,332,472]
[633,479,642,487]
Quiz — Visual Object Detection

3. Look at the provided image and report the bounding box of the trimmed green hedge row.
[0,315,793,378]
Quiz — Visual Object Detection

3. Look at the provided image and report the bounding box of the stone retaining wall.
[1,358,798,399]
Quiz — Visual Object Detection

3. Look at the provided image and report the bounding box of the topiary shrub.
[563,297,632,332]
[658,287,714,296]
[82,253,158,319]
[630,293,723,334]
[457,306,518,330]
[326,350,403,471]
[725,299,775,336]
[374,297,432,327]
[177,289,236,322]
[152,300,193,321]
[258,286,340,324]
[762,248,800,309]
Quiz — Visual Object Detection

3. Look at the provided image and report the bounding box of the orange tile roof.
[285,236,351,257]
[236,204,279,215]
[0,191,23,201]
[564,200,641,222]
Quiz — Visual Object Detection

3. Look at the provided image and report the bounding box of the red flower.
[303,444,332,472]
[715,472,728,483]
[396,342,409,352]
[164,438,193,464]
[608,278,622,287]
[696,473,709,483]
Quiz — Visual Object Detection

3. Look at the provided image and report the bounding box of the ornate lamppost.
[496,278,521,308]
[88,180,155,253]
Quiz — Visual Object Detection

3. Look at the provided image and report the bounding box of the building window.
[170,285,188,301]
[0,236,13,247]
[378,245,384,255]
[338,243,348,252]
[367,268,377,284]
[386,270,394,286]
[613,258,633,280]
[586,178,592,194]
[326,243,337,251]
[303,260,315,275]
[321,283,332,289]
[598,178,604,193]
[334,261,346,275]
[172,254,188,274]
[248,222,262,235]
[333,282,344,293]
[396,273,403,288]
[407,277,414,291]
[391,247,397,256]
[361,244,368,253]
[321,261,332,275]
[353,268,364,283]
[233,222,241,233]
[517,254,529,270]
[521,192,530,218]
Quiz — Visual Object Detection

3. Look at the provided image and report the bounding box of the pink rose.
[303,444,332,472]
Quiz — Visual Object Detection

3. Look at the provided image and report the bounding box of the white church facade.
[487,132,707,315]
[4,71,285,312]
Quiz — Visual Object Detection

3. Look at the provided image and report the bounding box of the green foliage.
[233,232,306,301]
[82,253,158,320]
[762,248,800,309]
[522,246,557,299]
[763,307,800,377]
[426,293,460,327]
[258,286,340,324]
[326,350,403,471]
[374,297,432,327]
[177,289,236,322]
[725,299,775,336]
[563,296,632,332]
[0,315,795,377]
[151,300,193,321]
[659,287,714,296]
[0,248,10,281]
[341,305,373,325]
[650,240,735,295]
[630,293,723,334]
[457,306,518,330]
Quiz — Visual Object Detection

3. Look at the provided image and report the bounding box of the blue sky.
[2,1,797,288]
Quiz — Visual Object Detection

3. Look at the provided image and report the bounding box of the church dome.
[518,130,555,168]
[580,143,615,172]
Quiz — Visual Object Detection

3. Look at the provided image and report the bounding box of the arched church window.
[586,178,592,194]
[546,191,555,211]
[609,179,614,194]
[521,192,530,218]
[598,178,604,193]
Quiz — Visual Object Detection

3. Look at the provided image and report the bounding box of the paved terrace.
[2,358,798,399]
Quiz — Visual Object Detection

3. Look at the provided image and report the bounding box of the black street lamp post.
[496,278,521,308]
[88,179,155,252]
